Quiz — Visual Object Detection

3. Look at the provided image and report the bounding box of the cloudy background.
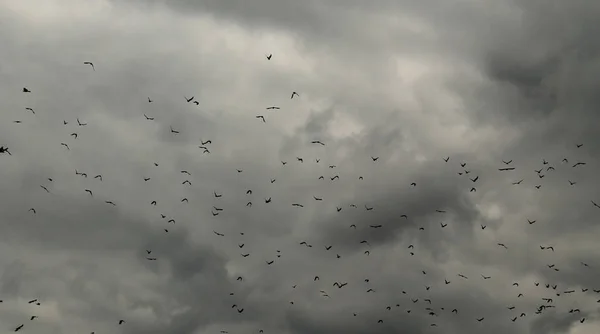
[0,0,599,333]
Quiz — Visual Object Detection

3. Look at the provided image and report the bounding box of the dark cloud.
[0,0,599,333]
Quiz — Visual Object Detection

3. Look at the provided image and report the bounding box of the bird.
[15,324,24,331]
[83,61,95,70]
[0,146,12,155]
[84,189,93,197]
[499,167,515,171]
[443,157,449,162]
[185,96,194,102]
[371,156,379,161]
[291,91,299,99]
[23,87,31,93]
[502,159,513,164]
[25,107,35,114]
[311,140,325,145]
[170,126,179,134]
[256,115,266,122]
[76,118,87,126]
[144,114,154,120]
[266,54,272,60]
[266,106,280,110]
[512,179,523,185]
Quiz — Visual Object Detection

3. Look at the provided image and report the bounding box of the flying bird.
[291,91,299,99]
[83,61,95,70]
[256,115,266,122]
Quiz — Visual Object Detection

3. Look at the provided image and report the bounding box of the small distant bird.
[266,54,272,60]
[83,61,95,71]
[291,91,299,99]
[443,157,449,162]
[144,114,154,120]
[266,106,280,110]
[256,115,266,122]
[25,107,35,114]
[311,140,325,145]
[23,87,31,93]
[499,167,515,171]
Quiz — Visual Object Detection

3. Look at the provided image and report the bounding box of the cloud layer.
[0,0,599,333]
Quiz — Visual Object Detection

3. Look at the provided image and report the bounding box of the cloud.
[0,0,598,333]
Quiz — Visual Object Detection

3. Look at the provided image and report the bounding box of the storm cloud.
[0,0,599,333]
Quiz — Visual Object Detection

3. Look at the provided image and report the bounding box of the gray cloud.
[0,0,599,333]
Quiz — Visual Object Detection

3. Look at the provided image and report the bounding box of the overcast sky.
[0,0,599,333]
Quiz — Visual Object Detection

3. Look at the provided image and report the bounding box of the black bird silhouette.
[15,324,24,331]
[0,146,12,155]
[76,118,87,126]
[470,176,479,182]
[23,87,31,93]
[291,91,299,99]
[576,143,583,148]
[84,189,93,197]
[265,197,272,203]
[311,140,325,145]
[185,96,194,102]
[25,107,35,114]
[266,106,280,110]
[502,160,513,164]
[144,114,154,120]
[512,179,523,185]
[573,162,586,167]
[170,126,179,134]
[213,231,225,236]
[499,167,515,171]
[118,320,125,325]
[256,115,266,122]
[296,157,304,162]
[266,54,272,60]
[371,156,379,161]
[214,191,222,198]
[292,203,303,207]
[83,61,95,70]
[443,157,449,162]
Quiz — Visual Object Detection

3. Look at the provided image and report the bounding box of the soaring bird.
[83,61,95,71]
[291,91,299,99]
[256,115,266,122]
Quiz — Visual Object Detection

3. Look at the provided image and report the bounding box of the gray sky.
[0,0,599,333]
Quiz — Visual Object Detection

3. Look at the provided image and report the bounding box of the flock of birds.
[2,55,599,333]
